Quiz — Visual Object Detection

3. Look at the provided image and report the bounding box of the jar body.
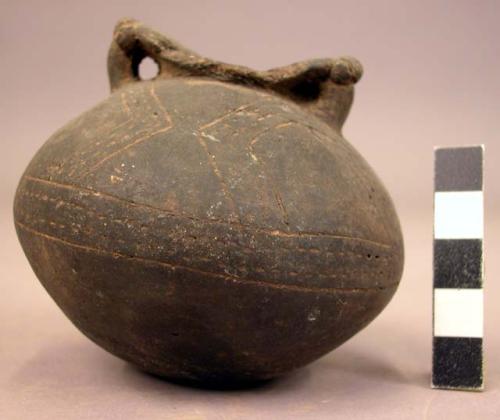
[14,78,403,383]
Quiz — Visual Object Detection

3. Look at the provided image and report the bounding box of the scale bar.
[432,145,484,391]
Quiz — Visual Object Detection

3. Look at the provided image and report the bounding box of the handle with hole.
[107,18,363,130]
[107,19,198,92]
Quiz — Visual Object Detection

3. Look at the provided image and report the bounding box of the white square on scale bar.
[434,288,483,338]
[434,191,483,239]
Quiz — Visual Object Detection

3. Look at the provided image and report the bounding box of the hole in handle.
[138,56,160,81]
[289,79,322,101]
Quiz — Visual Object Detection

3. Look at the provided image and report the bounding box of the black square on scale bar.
[435,146,483,192]
[434,239,482,288]
[432,337,483,390]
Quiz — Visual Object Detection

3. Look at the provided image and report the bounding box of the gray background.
[1,1,499,418]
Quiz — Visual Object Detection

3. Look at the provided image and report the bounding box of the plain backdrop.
[1,1,499,419]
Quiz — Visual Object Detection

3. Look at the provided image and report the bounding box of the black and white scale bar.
[432,145,484,391]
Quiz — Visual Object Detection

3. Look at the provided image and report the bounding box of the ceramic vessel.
[14,19,404,384]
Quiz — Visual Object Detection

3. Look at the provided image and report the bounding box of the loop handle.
[108,18,198,91]
[107,18,363,129]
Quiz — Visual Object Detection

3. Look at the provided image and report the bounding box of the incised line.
[87,126,172,173]
[195,134,240,222]
[149,84,173,126]
[22,176,392,249]
[198,103,256,132]
[19,185,392,263]
[248,120,292,148]
[247,122,293,226]
[120,92,131,116]
[72,116,134,174]
[16,221,399,295]
[274,191,289,226]
[83,86,174,175]
[71,96,135,166]
[274,122,293,129]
